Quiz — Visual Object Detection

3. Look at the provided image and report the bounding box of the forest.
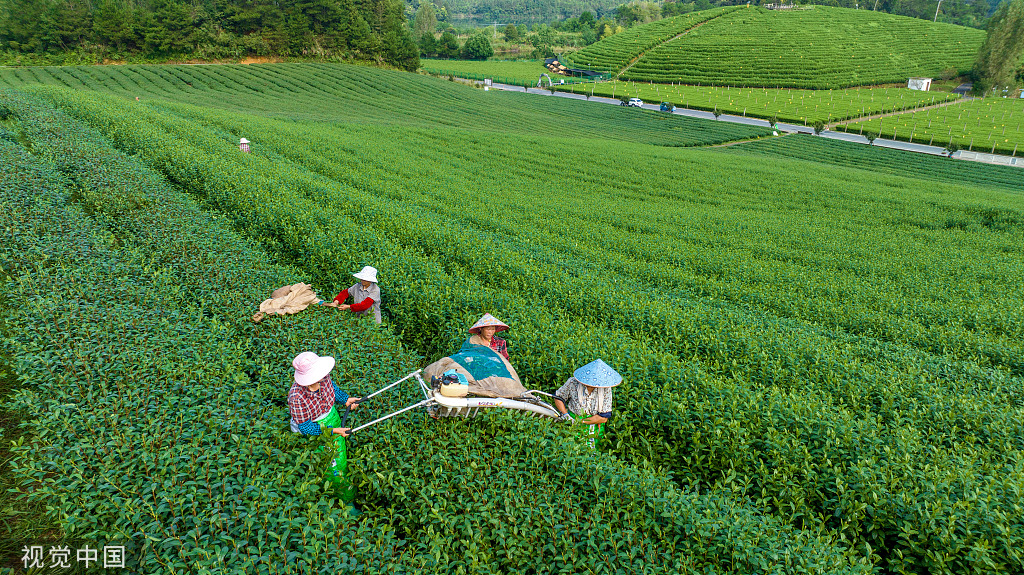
[0,0,1004,64]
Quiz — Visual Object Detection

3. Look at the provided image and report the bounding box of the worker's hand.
[556,413,573,423]
[324,301,340,308]
[345,397,361,410]
[333,427,352,437]
[338,304,351,311]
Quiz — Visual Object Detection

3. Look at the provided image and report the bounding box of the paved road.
[490,82,1018,165]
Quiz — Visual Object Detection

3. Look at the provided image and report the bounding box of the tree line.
[417,0,1002,29]
[0,0,419,70]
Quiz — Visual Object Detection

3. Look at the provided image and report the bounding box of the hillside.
[2,64,1023,573]
[565,6,987,88]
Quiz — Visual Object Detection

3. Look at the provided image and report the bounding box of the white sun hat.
[353,266,378,283]
[292,351,336,386]
[468,313,510,334]
[572,359,622,388]
[239,137,250,144]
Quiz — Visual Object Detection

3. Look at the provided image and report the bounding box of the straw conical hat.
[468,313,509,334]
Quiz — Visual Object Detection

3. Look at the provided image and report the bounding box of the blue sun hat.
[573,359,622,388]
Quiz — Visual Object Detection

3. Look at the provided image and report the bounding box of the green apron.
[569,412,605,450]
[314,405,356,502]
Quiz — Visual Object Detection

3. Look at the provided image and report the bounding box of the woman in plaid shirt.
[467,313,510,360]
[288,351,361,436]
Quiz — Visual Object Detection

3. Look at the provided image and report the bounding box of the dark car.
[660,102,676,112]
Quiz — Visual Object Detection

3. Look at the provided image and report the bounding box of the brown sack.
[253,283,321,322]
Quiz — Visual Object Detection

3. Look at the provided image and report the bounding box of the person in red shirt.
[327,266,382,323]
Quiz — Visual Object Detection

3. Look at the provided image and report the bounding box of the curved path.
[489,81,1022,167]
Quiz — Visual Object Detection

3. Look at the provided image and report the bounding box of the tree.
[0,0,48,51]
[141,0,197,55]
[614,2,661,27]
[412,2,437,38]
[945,141,961,157]
[93,0,138,51]
[462,32,492,59]
[578,11,595,28]
[502,23,520,42]
[972,0,1024,94]
[419,31,437,56]
[812,120,825,135]
[437,30,459,58]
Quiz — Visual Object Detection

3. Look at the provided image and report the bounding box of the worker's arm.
[553,398,569,416]
[582,414,609,425]
[348,297,376,313]
[332,288,352,305]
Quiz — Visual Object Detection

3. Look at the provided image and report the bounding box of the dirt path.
[826,96,973,130]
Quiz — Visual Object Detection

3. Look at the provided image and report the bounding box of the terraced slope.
[721,134,1023,190]
[0,63,770,147]
[571,6,985,88]
[561,6,740,73]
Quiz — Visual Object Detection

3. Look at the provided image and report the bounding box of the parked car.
[660,102,676,112]
[628,98,644,108]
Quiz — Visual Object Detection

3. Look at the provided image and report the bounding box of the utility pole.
[934,0,943,21]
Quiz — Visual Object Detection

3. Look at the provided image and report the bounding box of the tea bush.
[23,82,1024,574]
[721,134,1023,190]
[561,7,740,73]
[0,89,870,573]
[581,6,986,89]
[837,96,1024,156]
[0,62,771,148]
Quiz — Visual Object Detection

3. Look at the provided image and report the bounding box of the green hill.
[566,6,987,89]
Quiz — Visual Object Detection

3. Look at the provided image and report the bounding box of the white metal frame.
[346,369,560,434]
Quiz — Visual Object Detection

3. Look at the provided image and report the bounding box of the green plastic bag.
[314,406,356,502]
[569,412,605,450]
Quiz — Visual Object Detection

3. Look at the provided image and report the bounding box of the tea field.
[568,6,985,89]
[2,62,1023,574]
[0,63,770,147]
[837,96,1024,156]
[561,6,740,73]
[555,81,958,125]
[721,133,1024,189]
[419,59,571,86]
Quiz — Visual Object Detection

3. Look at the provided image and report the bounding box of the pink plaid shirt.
[288,375,341,424]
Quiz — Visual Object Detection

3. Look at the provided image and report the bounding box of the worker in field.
[327,266,382,323]
[553,359,621,449]
[468,313,510,360]
[288,351,362,513]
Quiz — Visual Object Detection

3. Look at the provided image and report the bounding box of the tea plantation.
[556,82,958,125]
[838,96,1024,156]
[1,61,1023,574]
[720,134,1023,189]
[567,6,985,89]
